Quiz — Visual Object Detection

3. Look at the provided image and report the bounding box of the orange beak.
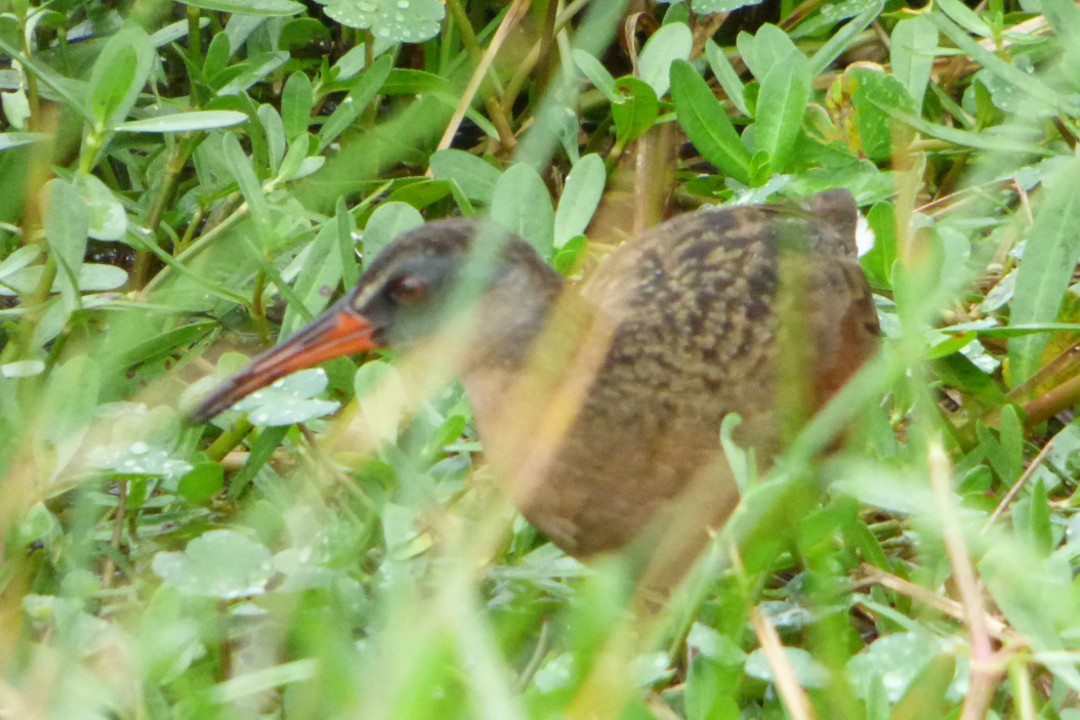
[190,300,381,423]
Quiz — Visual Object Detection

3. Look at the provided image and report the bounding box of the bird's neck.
[457,286,603,495]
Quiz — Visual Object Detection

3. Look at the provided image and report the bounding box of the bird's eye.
[388,275,426,304]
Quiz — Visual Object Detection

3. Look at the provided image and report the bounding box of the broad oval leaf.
[890,16,937,111]
[554,153,605,248]
[89,442,193,479]
[152,529,275,599]
[232,368,341,426]
[490,163,555,260]
[637,22,692,97]
[745,646,829,689]
[427,146,498,202]
[319,0,444,42]
[363,201,424,262]
[612,76,659,145]
[74,173,127,241]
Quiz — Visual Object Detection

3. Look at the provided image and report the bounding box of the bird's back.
[517,190,879,556]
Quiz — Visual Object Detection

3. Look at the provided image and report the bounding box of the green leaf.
[277,133,312,183]
[221,132,271,236]
[318,54,393,150]
[116,110,249,133]
[705,39,749,116]
[637,22,692,97]
[281,220,344,335]
[890,654,956,719]
[1025,479,1053,557]
[490,163,555,261]
[807,0,883,76]
[36,356,100,463]
[0,263,127,297]
[203,32,231,79]
[259,104,286,176]
[149,16,209,46]
[0,131,47,151]
[281,72,314,140]
[753,51,811,174]
[152,529,275,599]
[693,0,765,12]
[745,646,828,689]
[861,201,896,288]
[429,150,501,204]
[612,76,659,145]
[0,245,41,284]
[73,173,127,241]
[177,462,225,504]
[553,235,588,275]
[738,24,797,81]
[937,0,992,37]
[890,16,937,111]
[216,52,289,96]
[232,368,341,426]
[384,178,453,209]
[554,154,605,249]
[847,633,950,703]
[670,60,751,185]
[88,25,155,131]
[90,442,193,479]
[178,0,303,16]
[573,48,618,102]
[1009,158,1080,384]
[883,105,1049,155]
[383,68,451,95]
[44,178,89,308]
[317,0,444,42]
[926,12,1068,114]
[229,425,289,498]
[363,201,424,262]
[848,66,916,162]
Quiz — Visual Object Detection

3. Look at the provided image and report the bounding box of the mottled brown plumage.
[193,189,879,563]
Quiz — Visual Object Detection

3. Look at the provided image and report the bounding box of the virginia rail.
[193,189,879,564]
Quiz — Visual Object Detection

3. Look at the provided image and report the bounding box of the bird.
[192,189,879,576]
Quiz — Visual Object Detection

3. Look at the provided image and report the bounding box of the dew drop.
[397,0,408,6]
[130,441,150,455]
[271,379,286,389]
[377,26,390,37]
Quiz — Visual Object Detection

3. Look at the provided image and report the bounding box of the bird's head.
[191,219,562,423]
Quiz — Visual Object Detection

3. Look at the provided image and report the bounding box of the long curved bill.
[190,299,381,423]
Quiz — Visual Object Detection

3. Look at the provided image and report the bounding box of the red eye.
[390,275,426,304]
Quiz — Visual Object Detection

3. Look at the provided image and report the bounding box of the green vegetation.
[2,0,1080,717]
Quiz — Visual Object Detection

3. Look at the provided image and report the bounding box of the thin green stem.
[204,418,254,463]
